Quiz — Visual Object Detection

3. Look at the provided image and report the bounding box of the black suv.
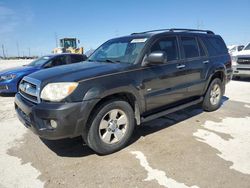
[15,29,232,154]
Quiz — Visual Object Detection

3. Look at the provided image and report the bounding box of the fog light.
[50,120,58,128]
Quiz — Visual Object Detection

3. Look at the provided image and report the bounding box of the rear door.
[142,36,190,112]
[179,35,209,97]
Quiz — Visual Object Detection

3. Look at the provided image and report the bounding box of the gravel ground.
[0,60,250,188]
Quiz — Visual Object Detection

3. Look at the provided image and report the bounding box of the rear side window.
[201,36,228,56]
[71,55,85,63]
[181,37,199,58]
[150,37,179,61]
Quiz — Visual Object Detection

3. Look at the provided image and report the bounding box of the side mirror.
[144,51,167,66]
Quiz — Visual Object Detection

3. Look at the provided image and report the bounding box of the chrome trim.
[19,76,42,103]
[19,92,38,104]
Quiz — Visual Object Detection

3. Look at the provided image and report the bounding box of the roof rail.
[169,28,214,35]
[131,28,214,35]
[131,29,170,35]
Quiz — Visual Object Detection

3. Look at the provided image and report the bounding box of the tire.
[202,78,223,112]
[86,100,135,155]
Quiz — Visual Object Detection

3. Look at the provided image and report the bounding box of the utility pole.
[2,44,6,59]
[5,49,8,58]
[16,41,20,57]
[55,32,58,47]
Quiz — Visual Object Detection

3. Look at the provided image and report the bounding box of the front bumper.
[233,65,250,77]
[226,68,233,83]
[15,93,97,140]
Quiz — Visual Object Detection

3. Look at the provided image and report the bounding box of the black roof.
[111,28,216,41]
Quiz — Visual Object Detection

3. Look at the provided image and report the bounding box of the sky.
[0,0,250,57]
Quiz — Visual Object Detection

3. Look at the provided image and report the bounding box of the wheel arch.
[204,66,226,95]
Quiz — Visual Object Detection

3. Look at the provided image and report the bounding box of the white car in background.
[228,45,245,56]
[231,43,250,78]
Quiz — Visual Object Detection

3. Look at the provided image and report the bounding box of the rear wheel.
[202,78,223,111]
[86,100,135,155]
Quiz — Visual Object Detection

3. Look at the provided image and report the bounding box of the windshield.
[88,37,148,64]
[244,43,250,50]
[28,56,50,66]
[61,39,77,48]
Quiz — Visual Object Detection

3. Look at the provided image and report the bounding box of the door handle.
[203,60,209,64]
[176,64,186,69]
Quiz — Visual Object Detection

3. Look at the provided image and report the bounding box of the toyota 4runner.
[15,28,232,154]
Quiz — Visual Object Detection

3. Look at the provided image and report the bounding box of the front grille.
[237,68,250,71]
[19,77,41,103]
[237,57,250,64]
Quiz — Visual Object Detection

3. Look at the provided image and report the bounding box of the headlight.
[41,82,78,102]
[0,74,17,81]
[231,56,238,65]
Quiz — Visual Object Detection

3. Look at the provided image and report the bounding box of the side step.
[141,97,203,123]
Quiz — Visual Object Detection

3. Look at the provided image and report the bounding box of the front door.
[142,36,190,112]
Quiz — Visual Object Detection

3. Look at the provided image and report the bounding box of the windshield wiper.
[103,59,120,63]
[88,59,120,63]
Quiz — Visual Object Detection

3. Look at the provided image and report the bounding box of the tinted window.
[238,45,244,51]
[45,56,69,67]
[181,37,199,58]
[201,36,228,56]
[71,55,85,63]
[151,37,179,61]
[198,39,206,56]
[244,43,250,50]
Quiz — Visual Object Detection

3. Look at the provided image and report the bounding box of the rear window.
[181,37,199,58]
[201,36,228,56]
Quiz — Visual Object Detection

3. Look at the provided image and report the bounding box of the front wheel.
[86,100,135,155]
[202,78,223,112]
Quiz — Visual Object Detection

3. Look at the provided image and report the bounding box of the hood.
[0,65,40,75]
[27,61,132,83]
[233,50,250,57]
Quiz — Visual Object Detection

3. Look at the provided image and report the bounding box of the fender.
[83,85,146,114]
[203,62,226,95]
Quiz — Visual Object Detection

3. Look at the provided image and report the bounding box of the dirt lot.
[0,60,250,188]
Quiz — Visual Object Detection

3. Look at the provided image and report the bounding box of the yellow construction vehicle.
[52,38,84,54]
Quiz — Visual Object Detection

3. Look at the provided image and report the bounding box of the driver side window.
[150,37,179,61]
[44,56,68,68]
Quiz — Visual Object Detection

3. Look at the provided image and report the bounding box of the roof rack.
[169,28,214,34]
[131,29,171,35]
[131,28,214,35]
